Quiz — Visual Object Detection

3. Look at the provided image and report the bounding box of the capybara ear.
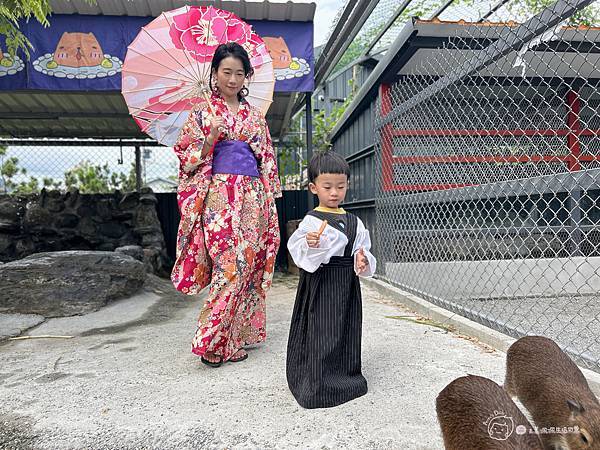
[567,399,585,417]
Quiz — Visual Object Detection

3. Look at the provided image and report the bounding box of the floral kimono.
[171,92,281,361]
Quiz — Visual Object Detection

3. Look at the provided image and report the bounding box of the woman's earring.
[240,86,249,98]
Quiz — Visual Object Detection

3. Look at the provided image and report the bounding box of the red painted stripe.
[392,155,568,164]
[567,90,581,171]
[392,129,569,137]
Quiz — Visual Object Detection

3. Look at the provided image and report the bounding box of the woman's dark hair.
[210,42,254,101]
[308,150,350,184]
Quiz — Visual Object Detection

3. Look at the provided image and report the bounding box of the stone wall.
[0,187,171,276]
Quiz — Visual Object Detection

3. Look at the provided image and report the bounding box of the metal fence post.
[135,145,142,192]
[306,95,314,209]
[373,0,600,373]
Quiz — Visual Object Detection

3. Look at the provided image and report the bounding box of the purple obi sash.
[212,140,259,178]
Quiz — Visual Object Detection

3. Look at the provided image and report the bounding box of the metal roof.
[330,17,600,141]
[0,91,292,140]
[49,0,316,21]
[1,1,315,141]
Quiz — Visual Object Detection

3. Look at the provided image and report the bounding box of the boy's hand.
[355,247,369,274]
[306,220,328,248]
[306,232,321,248]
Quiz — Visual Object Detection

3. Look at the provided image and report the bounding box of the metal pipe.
[305,95,314,209]
[135,145,142,192]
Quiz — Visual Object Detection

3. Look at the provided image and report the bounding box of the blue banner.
[0,14,313,93]
[250,20,314,93]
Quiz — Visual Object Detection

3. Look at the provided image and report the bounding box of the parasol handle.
[200,89,215,116]
[200,88,227,136]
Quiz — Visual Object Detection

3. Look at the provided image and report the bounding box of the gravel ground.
[0,274,508,450]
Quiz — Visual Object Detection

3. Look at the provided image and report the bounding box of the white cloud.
[313,0,346,46]
[270,0,345,47]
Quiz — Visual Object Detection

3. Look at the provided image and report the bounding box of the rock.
[78,216,97,238]
[76,204,95,217]
[0,313,45,340]
[112,211,134,221]
[14,238,35,258]
[43,190,65,213]
[119,193,139,210]
[115,245,144,262]
[64,187,80,208]
[0,200,21,232]
[140,233,165,247]
[0,220,19,233]
[99,222,127,239]
[56,214,80,229]
[96,199,114,220]
[135,204,163,238]
[0,251,146,317]
[23,203,53,231]
[0,235,14,254]
[0,199,20,220]
[143,247,160,273]
[139,193,158,205]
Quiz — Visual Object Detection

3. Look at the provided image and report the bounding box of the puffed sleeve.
[351,218,377,277]
[257,118,282,198]
[173,104,215,175]
[287,215,348,273]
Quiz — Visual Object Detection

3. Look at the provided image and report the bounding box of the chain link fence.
[0,138,300,195]
[0,139,182,194]
[375,0,600,372]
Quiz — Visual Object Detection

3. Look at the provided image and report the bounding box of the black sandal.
[201,355,223,368]
[229,350,248,363]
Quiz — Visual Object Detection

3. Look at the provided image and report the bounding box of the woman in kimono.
[171,43,281,367]
[286,150,377,408]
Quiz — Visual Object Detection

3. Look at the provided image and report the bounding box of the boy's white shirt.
[287,214,377,276]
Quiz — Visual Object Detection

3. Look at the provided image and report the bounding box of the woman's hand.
[208,115,226,140]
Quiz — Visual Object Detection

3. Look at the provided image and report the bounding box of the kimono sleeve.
[173,105,215,175]
[352,218,377,277]
[287,216,333,273]
[258,119,282,198]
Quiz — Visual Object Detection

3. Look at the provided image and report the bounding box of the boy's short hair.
[307,150,350,184]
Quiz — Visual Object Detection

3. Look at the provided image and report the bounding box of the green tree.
[335,0,475,71]
[0,0,52,59]
[12,175,39,194]
[0,0,94,59]
[334,0,598,72]
[313,96,352,152]
[0,145,48,194]
[0,145,18,193]
[64,160,137,194]
[507,0,599,26]
[278,80,356,188]
[278,131,305,189]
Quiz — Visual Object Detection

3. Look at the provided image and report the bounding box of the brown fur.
[53,32,104,68]
[263,36,291,69]
[505,336,600,450]
[436,375,543,449]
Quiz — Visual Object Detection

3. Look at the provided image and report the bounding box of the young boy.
[286,150,377,409]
